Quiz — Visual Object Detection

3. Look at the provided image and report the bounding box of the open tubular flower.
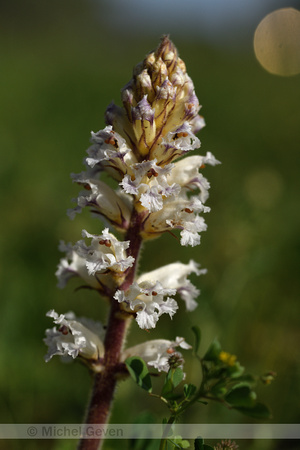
[114,260,205,328]
[137,260,206,311]
[68,172,132,231]
[122,337,192,372]
[44,310,105,362]
[86,126,137,181]
[114,281,178,329]
[120,159,180,212]
[56,228,134,291]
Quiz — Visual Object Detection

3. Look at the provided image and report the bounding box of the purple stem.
[77,210,143,450]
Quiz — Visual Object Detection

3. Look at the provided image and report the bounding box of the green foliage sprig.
[126,325,275,450]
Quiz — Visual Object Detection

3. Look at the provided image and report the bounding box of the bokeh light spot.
[254,8,300,76]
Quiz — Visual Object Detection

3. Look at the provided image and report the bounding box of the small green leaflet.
[234,402,272,420]
[202,339,221,362]
[125,357,152,392]
[194,437,214,450]
[183,383,197,399]
[225,384,257,408]
[161,367,185,397]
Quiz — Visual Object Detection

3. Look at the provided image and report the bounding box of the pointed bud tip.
[155,35,178,63]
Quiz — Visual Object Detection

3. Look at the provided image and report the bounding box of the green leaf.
[194,437,204,450]
[180,441,190,449]
[234,402,272,420]
[228,381,253,390]
[225,384,257,408]
[161,368,184,397]
[184,383,197,399]
[125,357,152,392]
[210,379,228,397]
[191,326,201,353]
[161,379,173,397]
[171,368,185,388]
[194,437,214,450]
[166,440,181,449]
[202,339,222,362]
[168,436,190,448]
[234,373,257,385]
[226,362,245,378]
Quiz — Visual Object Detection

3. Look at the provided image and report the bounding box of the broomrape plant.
[44,37,273,450]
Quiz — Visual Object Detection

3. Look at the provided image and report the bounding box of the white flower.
[163,122,200,152]
[68,174,132,230]
[56,242,100,289]
[134,151,217,245]
[168,153,221,203]
[85,125,137,181]
[114,281,178,329]
[80,229,134,275]
[56,228,134,289]
[122,337,192,372]
[44,310,105,362]
[151,122,201,164]
[142,192,209,246]
[174,214,208,247]
[120,159,180,212]
[137,260,206,311]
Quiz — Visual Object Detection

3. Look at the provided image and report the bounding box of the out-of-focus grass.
[0,2,300,449]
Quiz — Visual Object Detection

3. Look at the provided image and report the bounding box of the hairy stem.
[77,209,143,450]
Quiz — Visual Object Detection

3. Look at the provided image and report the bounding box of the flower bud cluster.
[108,36,205,162]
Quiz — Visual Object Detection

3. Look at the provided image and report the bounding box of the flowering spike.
[46,38,220,445]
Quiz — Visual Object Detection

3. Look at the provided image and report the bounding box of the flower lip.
[137,260,206,311]
[120,158,181,213]
[114,281,178,329]
[56,228,135,291]
[44,310,105,363]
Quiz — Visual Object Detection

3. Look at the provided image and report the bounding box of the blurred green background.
[1,1,299,449]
